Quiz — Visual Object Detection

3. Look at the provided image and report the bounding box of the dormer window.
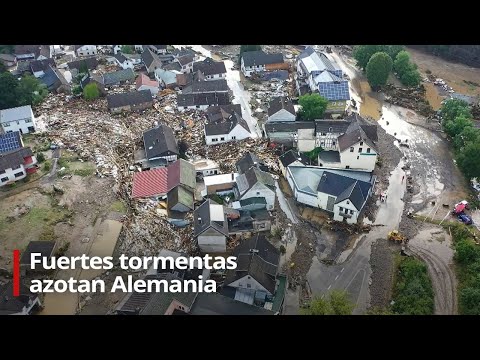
[360,141,364,146]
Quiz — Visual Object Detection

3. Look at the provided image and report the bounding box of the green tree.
[79,60,89,75]
[400,68,421,87]
[460,287,480,315]
[0,62,6,73]
[0,72,19,109]
[394,51,411,75]
[305,147,323,162]
[454,240,479,264]
[440,98,471,124]
[121,45,134,54]
[83,83,99,100]
[298,93,328,120]
[353,45,384,70]
[385,45,405,60]
[302,290,354,315]
[0,45,14,54]
[16,74,48,106]
[444,114,473,138]
[457,141,480,179]
[366,52,393,89]
[453,126,480,150]
[239,45,262,64]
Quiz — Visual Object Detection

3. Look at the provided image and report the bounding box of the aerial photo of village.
[0,44,479,316]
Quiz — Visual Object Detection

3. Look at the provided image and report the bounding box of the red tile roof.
[131,168,169,198]
[136,73,159,89]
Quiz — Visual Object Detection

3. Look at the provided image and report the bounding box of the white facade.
[32,69,45,78]
[194,159,220,177]
[135,45,144,52]
[267,108,296,123]
[279,159,305,178]
[0,106,36,134]
[241,58,266,77]
[76,45,97,57]
[297,128,316,152]
[240,183,275,210]
[205,124,251,146]
[204,73,226,81]
[333,198,359,224]
[116,58,134,70]
[338,141,377,172]
[316,132,341,150]
[179,104,209,111]
[177,60,194,74]
[0,165,27,187]
[113,45,122,54]
[138,84,159,96]
[198,233,226,253]
[228,275,272,295]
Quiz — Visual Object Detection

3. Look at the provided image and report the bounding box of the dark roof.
[242,50,284,67]
[267,97,295,117]
[236,152,266,174]
[177,54,195,66]
[334,180,370,210]
[315,119,352,133]
[107,90,153,109]
[67,57,98,71]
[14,45,40,56]
[193,199,229,237]
[237,167,275,194]
[279,150,309,167]
[0,281,37,315]
[39,66,68,91]
[142,48,162,68]
[151,45,167,50]
[264,121,315,133]
[316,171,372,210]
[224,234,280,294]
[190,292,274,315]
[0,147,33,172]
[167,186,194,210]
[184,79,229,94]
[163,62,182,72]
[103,68,136,86]
[171,47,196,58]
[204,111,249,136]
[143,125,179,160]
[193,58,227,76]
[337,126,377,153]
[177,92,230,107]
[114,53,127,63]
[0,131,22,154]
[30,58,55,73]
[206,104,243,123]
[20,241,56,266]
[318,151,341,163]
[166,159,196,191]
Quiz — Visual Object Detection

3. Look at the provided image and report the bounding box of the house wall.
[206,182,235,195]
[0,164,27,187]
[265,130,296,145]
[228,274,272,296]
[340,142,377,172]
[241,63,266,77]
[296,190,319,207]
[1,110,36,134]
[178,61,193,74]
[267,108,296,123]
[118,60,134,70]
[317,191,335,212]
[138,84,159,96]
[178,104,209,112]
[333,199,359,224]
[77,46,97,57]
[109,105,131,113]
[171,202,191,213]
[205,124,251,146]
[265,62,289,71]
[131,101,153,112]
[325,100,347,115]
[197,168,219,177]
[297,128,316,152]
[316,132,341,150]
[198,234,227,253]
[241,183,275,210]
[204,73,226,81]
[149,154,177,163]
[165,299,191,315]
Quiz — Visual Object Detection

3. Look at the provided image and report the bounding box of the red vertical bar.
[13,249,20,297]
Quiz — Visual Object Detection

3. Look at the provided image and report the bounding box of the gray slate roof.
[193,199,229,238]
[142,48,162,69]
[183,79,229,94]
[315,119,353,133]
[177,54,194,66]
[20,241,56,266]
[143,124,179,160]
[279,150,309,167]
[193,58,226,76]
[0,281,37,315]
[0,105,32,124]
[204,111,249,136]
[268,97,295,117]
[177,92,230,107]
[224,234,280,294]
[237,167,275,194]
[30,58,55,73]
[242,50,284,67]
[0,147,33,173]
[114,53,127,63]
[67,57,98,71]
[235,152,266,174]
[107,90,152,109]
[264,121,315,133]
[103,68,136,86]
[190,292,274,315]
[206,104,243,123]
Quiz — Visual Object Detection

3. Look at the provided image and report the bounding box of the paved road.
[307,161,406,314]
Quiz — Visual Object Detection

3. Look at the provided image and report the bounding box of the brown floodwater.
[424,82,445,111]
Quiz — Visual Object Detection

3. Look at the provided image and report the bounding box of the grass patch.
[110,200,127,213]
[73,168,95,177]
[391,256,434,315]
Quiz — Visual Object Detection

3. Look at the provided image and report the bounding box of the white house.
[267,97,296,123]
[278,150,309,178]
[193,159,220,177]
[113,45,122,54]
[135,45,144,52]
[204,112,251,145]
[193,58,227,81]
[136,74,160,96]
[113,53,134,70]
[194,199,229,253]
[241,50,285,77]
[75,45,97,57]
[235,167,276,210]
[286,166,374,224]
[0,105,36,134]
[176,54,195,74]
[0,147,37,187]
[148,45,168,55]
[203,173,239,196]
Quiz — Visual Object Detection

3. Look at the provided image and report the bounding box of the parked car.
[458,214,473,225]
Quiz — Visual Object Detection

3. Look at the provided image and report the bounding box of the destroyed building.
[177,92,231,111]
[107,90,153,113]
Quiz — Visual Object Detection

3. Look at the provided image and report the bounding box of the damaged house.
[136,73,159,96]
[30,58,56,78]
[103,68,136,87]
[241,50,286,78]
[234,167,276,210]
[278,150,309,177]
[141,124,179,169]
[286,166,375,224]
[235,152,269,174]
[177,92,230,111]
[228,198,272,234]
[0,281,42,315]
[204,104,250,145]
[74,45,97,57]
[194,199,229,253]
[107,90,153,113]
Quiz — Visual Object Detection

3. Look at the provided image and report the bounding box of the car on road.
[458,214,473,225]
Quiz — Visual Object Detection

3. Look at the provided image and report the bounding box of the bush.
[454,239,479,264]
[279,245,286,255]
[83,83,99,101]
[36,152,46,163]
[43,161,51,172]
[302,290,355,315]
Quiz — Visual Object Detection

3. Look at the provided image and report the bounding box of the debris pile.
[383,84,435,117]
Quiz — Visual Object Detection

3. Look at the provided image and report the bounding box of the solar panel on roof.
[0,131,22,154]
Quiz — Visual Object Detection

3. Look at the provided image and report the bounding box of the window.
[367,148,371,153]
[321,141,325,147]
[332,141,336,146]
[346,166,350,169]
[346,201,350,204]
[220,137,225,141]
[321,132,326,136]
[329,127,333,132]
[14,172,24,178]
[247,284,251,288]
[184,106,188,110]
[357,156,359,160]
[1,177,8,182]
[360,141,363,146]
[212,138,218,142]
[350,147,354,152]
[196,105,200,109]
[256,191,260,195]
[231,136,236,140]
[0,170,5,175]
[16,121,20,125]
[3,122,10,127]
[12,164,20,170]
[358,148,363,153]
[25,118,32,123]
[339,207,344,212]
